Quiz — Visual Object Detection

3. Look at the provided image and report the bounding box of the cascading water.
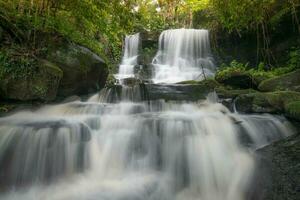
[152,29,216,83]
[0,29,295,200]
[115,33,140,80]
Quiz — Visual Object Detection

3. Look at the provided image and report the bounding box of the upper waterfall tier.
[115,33,140,80]
[152,29,216,83]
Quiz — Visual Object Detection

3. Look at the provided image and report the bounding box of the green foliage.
[285,101,300,120]
[33,85,47,97]
[217,45,300,78]
[287,47,300,70]
[216,60,249,80]
[0,48,37,79]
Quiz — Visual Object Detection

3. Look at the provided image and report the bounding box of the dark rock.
[252,134,300,200]
[215,71,257,89]
[0,59,62,101]
[145,79,219,101]
[140,31,159,65]
[0,26,3,41]
[122,77,142,86]
[47,42,108,97]
[61,95,81,103]
[258,70,300,92]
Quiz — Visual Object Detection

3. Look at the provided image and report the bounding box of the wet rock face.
[251,134,300,200]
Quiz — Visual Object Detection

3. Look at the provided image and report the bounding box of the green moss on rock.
[258,69,300,92]
[285,101,300,121]
[215,87,257,99]
[0,60,62,101]
[47,43,108,97]
[235,91,300,116]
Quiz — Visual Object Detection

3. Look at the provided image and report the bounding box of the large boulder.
[253,134,300,200]
[47,42,108,97]
[258,70,300,92]
[0,59,62,101]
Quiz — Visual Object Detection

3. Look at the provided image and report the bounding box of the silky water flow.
[0,29,295,200]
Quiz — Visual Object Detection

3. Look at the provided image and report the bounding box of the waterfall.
[0,96,294,200]
[152,29,216,83]
[115,33,140,80]
[0,29,295,200]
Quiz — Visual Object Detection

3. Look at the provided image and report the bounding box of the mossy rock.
[285,101,300,121]
[146,79,219,101]
[258,69,300,92]
[215,87,257,99]
[235,91,300,116]
[177,79,220,87]
[0,59,62,101]
[47,42,108,97]
[215,71,257,89]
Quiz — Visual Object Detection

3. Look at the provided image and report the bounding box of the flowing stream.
[0,29,295,200]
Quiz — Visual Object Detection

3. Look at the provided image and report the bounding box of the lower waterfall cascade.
[0,28,296,200]
[0,91,294,200]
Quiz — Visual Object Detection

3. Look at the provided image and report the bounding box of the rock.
[145,79,219,101]
[253,134,300,200]
[235,92,277,113]
[215,87,257,99]
[0,27,3,41]
[0,59,62,101]
[258,69,300,92]
[235,91,300,120]
[137,64,153,81]
[285,101,300,121]
[47,42,108,97]
[121,77,142,86]
[140,31,159,65]
[61,95,81,103]
[215,71,257,89]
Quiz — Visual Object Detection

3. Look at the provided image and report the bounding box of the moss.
[177,79,220,87]
[39,59,63,78]
[266,91,300,109]
[215,87,257,99]
[285,101,300,121]
[258,69,300,92]
[235,91,300,115]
